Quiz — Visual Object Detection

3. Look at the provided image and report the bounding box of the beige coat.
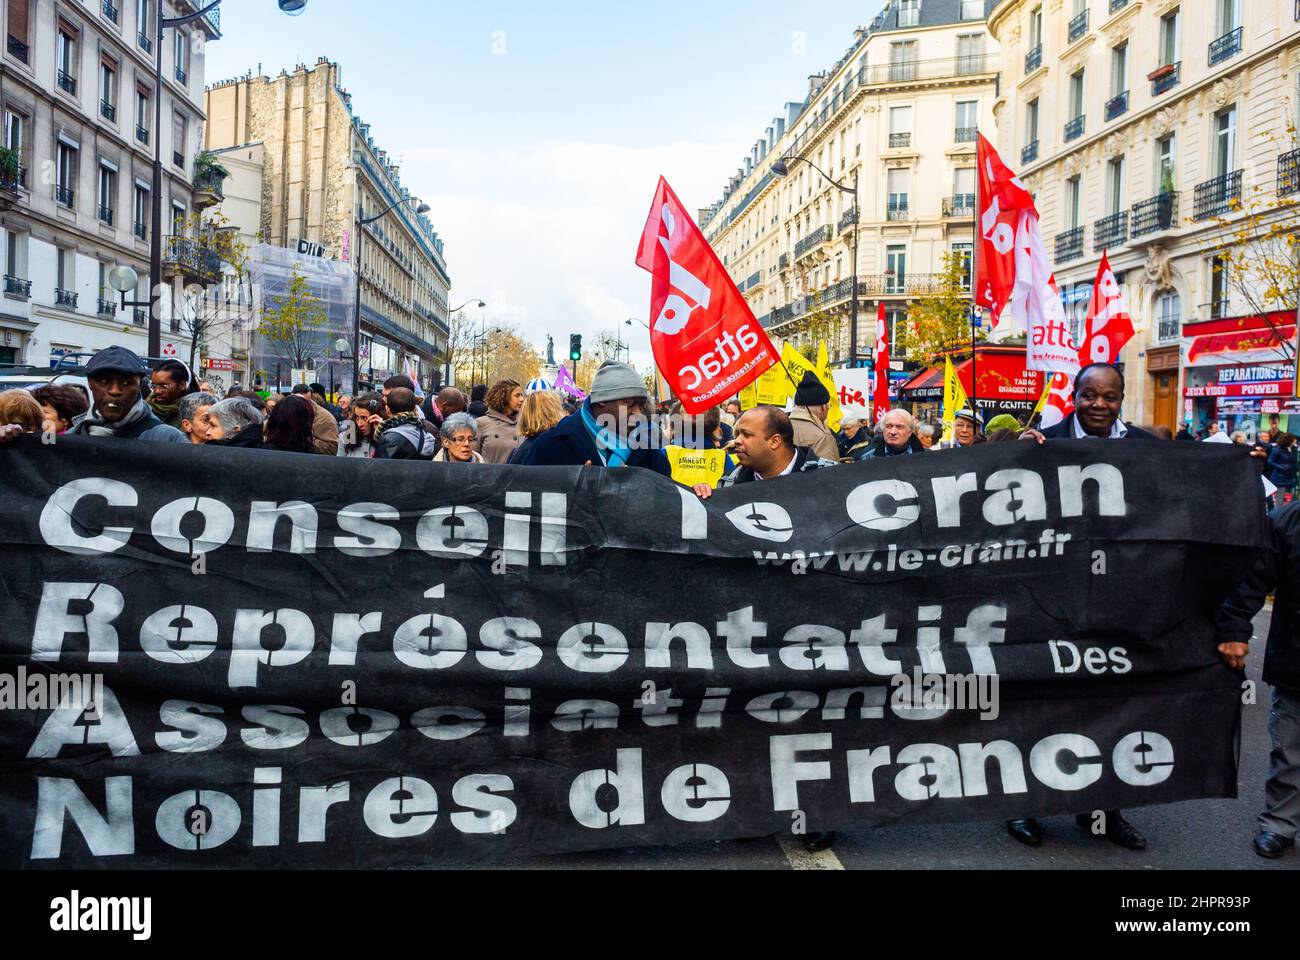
[309,398,340,456]
[789,406,840,462]
[476,410,521,464]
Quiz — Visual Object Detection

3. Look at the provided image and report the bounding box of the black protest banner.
[0,437,1268,868]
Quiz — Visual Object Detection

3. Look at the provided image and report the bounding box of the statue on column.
[546,335,555,366]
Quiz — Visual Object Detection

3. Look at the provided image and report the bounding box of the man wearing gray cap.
[522,360,670,476]
[68,345,186,443]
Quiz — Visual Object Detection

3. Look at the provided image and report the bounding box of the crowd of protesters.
[0,343,1296,863]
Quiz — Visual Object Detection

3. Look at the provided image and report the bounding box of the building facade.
[1,0,218,369]
[702,0,998,368]
[204,58,451,388]
[989,0,1300,435]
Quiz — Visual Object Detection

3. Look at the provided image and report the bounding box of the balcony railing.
[1025,44,1042,73]
[1192,170,1243,220]
[889,132,912,149]
[103,1,118,23]
[1151,61,1181,95]
[175,67,187,86]
[794,225,832,259]
[1064,115,1085,142]
[57,70,76,96]
[55,288,78,309]
[0,165,24,193]
[55,186,74,207]
[1279,148,1300,197]
[137,33,152,54]
[1056,226,1085,262]
[173,151,184,168]
[943,194,976,218]
[100,99,116,121]
[1208,26,1243,66]
[887,198,910,221]
[1157,314,1181,342]
[136,125,149,145]
[7,35,28,63]
[778,253,790,270]
[133,308,146,326]
[97,297,116,317]
[133,220,147,240]
[1022,140,1039,165]
[1068,9,1090,43]
[889,60,919,82]
[1109,0,1129,12]
[1094,211,1128,251]
[838,208,857,233]
[955,126,978,143]
[745,272,761,291]
[1105,91,1129,121]
[97,204,114,225]
[1131,192,1178,236]
[4,275,31,299]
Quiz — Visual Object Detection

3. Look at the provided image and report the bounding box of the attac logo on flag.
[636,177,778,414]
[974,134,1077,378]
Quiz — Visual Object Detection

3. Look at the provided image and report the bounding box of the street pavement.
[445,608,1298,871]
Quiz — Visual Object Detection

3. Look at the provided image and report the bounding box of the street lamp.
[772,155,861,368]
[351,197,431,394]
[144,0,309,360]
[625,317,659,406]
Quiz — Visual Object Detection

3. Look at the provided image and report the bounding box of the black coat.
[520,411,671,476]
[209,422,263,448]
[1217,501,1300,691]
[1040,417,1155,440]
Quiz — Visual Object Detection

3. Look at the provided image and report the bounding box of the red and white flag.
[635,177,778,414]
[974,134,1077,378]
[872,303,891,425]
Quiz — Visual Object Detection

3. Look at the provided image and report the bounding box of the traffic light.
[570,334,582,362]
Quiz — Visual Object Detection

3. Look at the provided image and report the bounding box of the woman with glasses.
[434,412,486,463]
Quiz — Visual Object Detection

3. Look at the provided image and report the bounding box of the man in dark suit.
[1021,364,1154,443]
[1012,362,1149,851]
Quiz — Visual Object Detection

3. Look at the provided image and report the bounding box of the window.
[56,22,77,95]
[171,202,186,235]
[889,41,918,81]
[1029,6,1043,47]
[55,141,77,206]
[1156,134,1176,192]
[135,86,150,142]
[959,0,983,20]
[1069,70,1085,118]
[1216,0,1240,35]
[133,183,149,237]
[171,112,186,167]
[954,166,975,204]
[889,105,912,147]
[97,162,115,223]
[173,30,189,85]
[136,0,153,52]
[7,0,31,61]
[99,57,116,120]
[955,100,978,141]
[1066,175,1081,228]
[56,247,74,293]
[1111,43,1128,97]
[1157,291,1181,341]
[952,242,973,289]
[1210,255,1229,318]
[1214,106,1237,176]
[1159,9,1180,66]
[4,109,24,182]
[1106,156,1125,214]
[956,33,984,74]
[1026,98,1040,142]
[886,244,907,291]
[898,0,920,28]
[887,169,909,219]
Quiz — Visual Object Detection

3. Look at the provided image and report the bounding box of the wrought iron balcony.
[887,198,910,221]
[103,1,118,23]
[173,151,184,168]
[889,132,912,149]
[162,235,224,282]
[133,308,146,326]
[955,126,978,143]
[7,35,28,63]
[57,70,76,96]
[136,125,149,145]
[838,208,858,233]
[778,252,790,270]
[100,99,116,121]
[888,60,919,82]
[97,204,113,225]
[794,225,832,259]
[1109,0,1129,12]
[1151,61,1180,95]
[0,165,24,193]
[1055,226,1085,262]
[1105,91,1129,121]
[1022,140,1039,165]
[55,288,78,309]
[1025,43,1042,73]
[943,194,976,218]
[1208,26,1242,66]
[4,275,31,299]
[97,297,116,317]
[1192,170,1243,220]
[176,67,187,86]
[1094,211,1128,251]
[1131,192,1178,236]
[1279,148,1300,197]
[133,220,146,240]
[1068,9,1090,43]
[138,33,152,54]
[55,186,74,207]
[1157,313,1181,342]
[1064,115,1085,142]
[745,271,761,291]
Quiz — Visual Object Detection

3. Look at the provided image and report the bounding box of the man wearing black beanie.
[789,371,840,462]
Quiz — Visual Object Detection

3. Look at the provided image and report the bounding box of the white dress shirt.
[1071,414,1128,440]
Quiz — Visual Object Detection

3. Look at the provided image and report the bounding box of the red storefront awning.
[900,366,944,395]
[1186,324,1296,368]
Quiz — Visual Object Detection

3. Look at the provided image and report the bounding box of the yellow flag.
[1031,381,1053,421]
[666,446,730,489]
[941,357,971,445]
[738,383,758,411]
[777,343,842,431]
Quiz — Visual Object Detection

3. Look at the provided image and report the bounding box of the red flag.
[635,177,778,414]
[872,302,890,425]
[975,133,1037,330]
[1078,251,1136,365]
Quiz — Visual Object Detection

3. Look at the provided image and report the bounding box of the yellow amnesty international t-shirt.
[666,446,730,489]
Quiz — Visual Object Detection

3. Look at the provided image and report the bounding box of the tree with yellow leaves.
[258,268,330,371]
[895,253,981,364]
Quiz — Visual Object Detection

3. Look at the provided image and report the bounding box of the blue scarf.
[579,400,634,467]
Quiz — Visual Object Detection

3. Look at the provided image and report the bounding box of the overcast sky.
[205,0,880,371]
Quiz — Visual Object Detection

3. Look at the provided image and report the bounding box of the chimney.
[775,117,786,139]
[785,102,803,127]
